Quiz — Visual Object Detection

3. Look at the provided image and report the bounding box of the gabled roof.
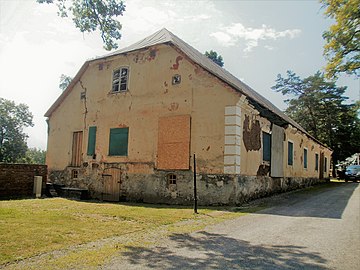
[45,28,327,147]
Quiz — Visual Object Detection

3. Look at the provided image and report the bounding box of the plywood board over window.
[271,124,284,177]
[157,115,191,170]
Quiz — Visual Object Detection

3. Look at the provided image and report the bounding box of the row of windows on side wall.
[288,141,327,172]
[261,133,327,173]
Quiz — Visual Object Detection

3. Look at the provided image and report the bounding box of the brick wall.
[0,163,47,199]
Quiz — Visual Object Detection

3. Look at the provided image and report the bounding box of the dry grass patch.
[0,198,217,265]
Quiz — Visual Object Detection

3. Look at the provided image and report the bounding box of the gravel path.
[104,183,360,270]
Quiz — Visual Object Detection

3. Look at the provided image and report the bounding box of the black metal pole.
[193,153,198,214]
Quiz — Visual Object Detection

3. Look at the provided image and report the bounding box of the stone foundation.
[48,164,327,205]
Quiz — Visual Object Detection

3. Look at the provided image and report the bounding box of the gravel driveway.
[105,182,360,270]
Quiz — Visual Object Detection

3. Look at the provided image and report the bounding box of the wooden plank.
[271,124,284,177]
[71,131,83,167]
[103,167,121,201]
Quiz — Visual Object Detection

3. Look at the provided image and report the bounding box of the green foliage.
[37,0,126,50]
[59,74,73,91]
[0,98,34,163]
[24,148,46,164]
[272,71,360,164]
[321,0,360,78]
[205,50,224,67]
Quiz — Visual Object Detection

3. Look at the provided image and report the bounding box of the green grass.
[0,198,243,266]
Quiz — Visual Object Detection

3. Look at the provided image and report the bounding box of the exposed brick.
[0,164,47,198]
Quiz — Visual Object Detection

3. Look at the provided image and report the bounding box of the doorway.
[102,167,121,201]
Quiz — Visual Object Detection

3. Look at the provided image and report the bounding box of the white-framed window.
[112,67,129,92]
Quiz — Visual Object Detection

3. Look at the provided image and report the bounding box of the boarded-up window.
[71,131,83,167]
[315,153,319,171]
[157,115,191,170]
[304,148,308,169]
[109,128,129,156]
[87,126,97,156]
[271,124,284,178]
[288,141,293,166]
[262,132,271,162]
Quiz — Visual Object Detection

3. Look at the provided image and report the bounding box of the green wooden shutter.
[262,132,271,162]
[304,148,308,169]
[87,126,97,156]
[324,157,327,172]
[109,128,129,156]
[288,141,293,165]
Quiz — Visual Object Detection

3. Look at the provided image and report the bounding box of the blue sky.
[0,0,359,150]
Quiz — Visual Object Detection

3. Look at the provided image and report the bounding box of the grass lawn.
[0,198,243,267]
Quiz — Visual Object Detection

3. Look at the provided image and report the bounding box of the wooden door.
[71,131,83,167]
[102,167,121,201]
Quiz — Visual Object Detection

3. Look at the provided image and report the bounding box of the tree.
[321,0,360,78]
[272,71,360,173]
[0,98,34,163]
[24,148,46,164]
[205,50,224,67]
[59,74,73,91]
[37,0,126,50]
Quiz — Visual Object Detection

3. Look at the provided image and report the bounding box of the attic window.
[112,67,129,92]
[172,74,181,85]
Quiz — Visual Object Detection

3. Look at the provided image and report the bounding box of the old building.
[45,28,332,205]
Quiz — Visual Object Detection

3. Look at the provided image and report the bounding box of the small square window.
[167,173,177,185]
[72,169,78,179]
[112,67,129,92]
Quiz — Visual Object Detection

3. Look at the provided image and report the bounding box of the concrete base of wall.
[48,167,328,205]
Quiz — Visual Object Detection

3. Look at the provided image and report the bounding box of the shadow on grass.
[120,231,328,269]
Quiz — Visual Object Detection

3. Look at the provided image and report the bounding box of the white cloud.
[211,23,301,52]
[210,32,235,47]
[184,14,211,22]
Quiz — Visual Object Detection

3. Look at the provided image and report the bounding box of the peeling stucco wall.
[243,114,261,152]
[46,42,332,204]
